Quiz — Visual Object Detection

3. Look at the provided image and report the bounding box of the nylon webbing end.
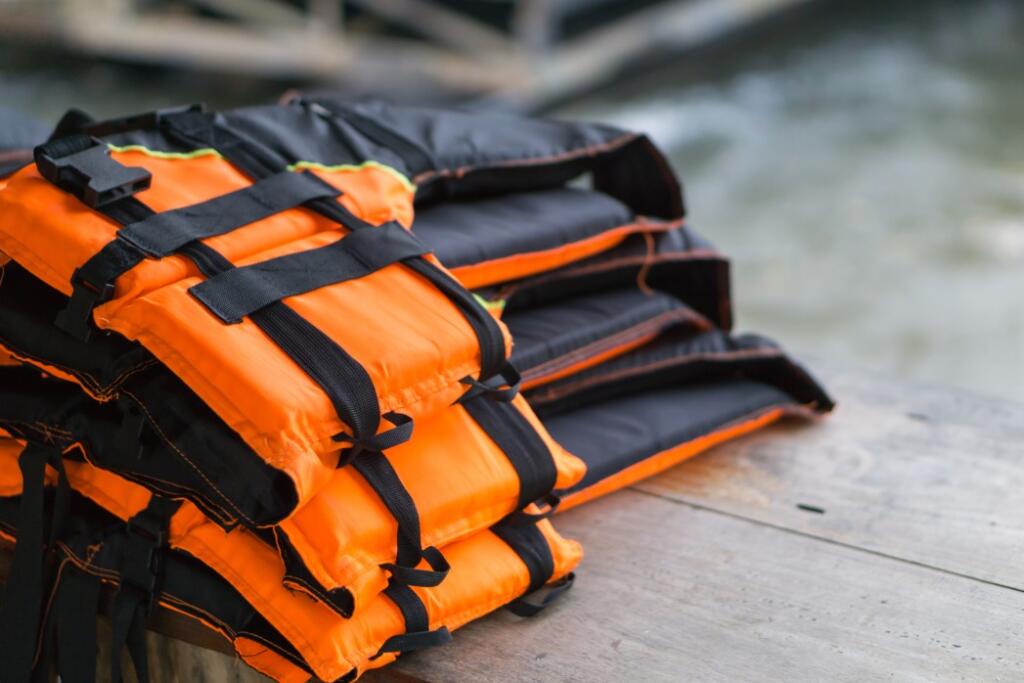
[34,135,151,208]
[376,626,453,656]
[507,572,576,618]
[332,412,414,468]
[380,546,451,588]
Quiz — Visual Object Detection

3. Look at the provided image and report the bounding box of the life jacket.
[0,438,580,683]
[0,101,680,518]
[480,227,733,331]
[528,327,834,509]
[504,287,712,390]
[412,187,681,289]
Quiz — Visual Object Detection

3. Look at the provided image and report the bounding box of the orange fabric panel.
[559,406,795,511]
[0,434,25,496]
[449,218,681,289]
[232,637,310,683]
[0,153,513,510]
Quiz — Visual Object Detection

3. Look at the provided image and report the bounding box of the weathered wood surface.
[368,362,1024,682]
[6,361,1024,681]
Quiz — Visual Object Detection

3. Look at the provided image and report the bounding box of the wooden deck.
[6,359,1024,680]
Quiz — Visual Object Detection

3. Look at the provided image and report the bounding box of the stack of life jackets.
[0,98,832,682]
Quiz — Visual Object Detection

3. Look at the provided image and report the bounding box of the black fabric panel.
[275,528,355,618]
[189,222,428,323]
[493,228,733,330]
[106,100,684,218]
[0,364,296,529]
[0,263,152,397]
[309,98,684,218]
[527,330,835,417]
[412,188,633,269]
[543,379,795,495]
[0,265,298,527]
[0,489,309,675]
[505,288,694,375]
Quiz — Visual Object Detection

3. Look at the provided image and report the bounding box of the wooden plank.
[370,488,1024,682]
[637,361,1024,590]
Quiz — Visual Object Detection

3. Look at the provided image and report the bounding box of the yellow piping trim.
[473,293,506,316]
[107,144,223,160]
[106,144,416,192]
[288,160,416,193]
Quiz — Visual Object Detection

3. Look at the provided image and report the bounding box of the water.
[563,0,1024,401]
[2,0,1022,400]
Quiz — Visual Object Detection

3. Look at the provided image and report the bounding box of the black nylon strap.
[110,588,150,683]
[491,519,555,596]
[110,496,181,683]
[378,583,452,655]
[0,443,70,683]
[352,450,441,582]
[461,395,557,509]
[118,170,339,257]
[189,222,428,323]
[55,567,102,683]
[305,100,437,176]
[161,110,507,381]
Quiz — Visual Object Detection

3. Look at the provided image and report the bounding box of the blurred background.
[1,0,1022,400]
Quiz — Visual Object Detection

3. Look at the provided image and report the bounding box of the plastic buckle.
[53,268,116,341]
[34,136,151,208]
[121,519,167,613]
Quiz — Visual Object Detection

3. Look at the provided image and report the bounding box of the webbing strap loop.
[502,494,561,527]
[34,135,151,208]
[506,572,575,618]
[333,411,413,467]
[380,545,451,588]
[459,362,522,403]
